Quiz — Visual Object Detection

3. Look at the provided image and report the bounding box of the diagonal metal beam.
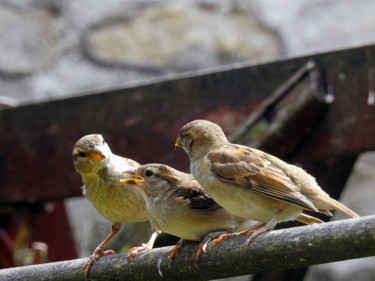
[1,43,375,202]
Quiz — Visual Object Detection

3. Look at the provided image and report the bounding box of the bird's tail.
[327,198,360,218]
[296,213,324,224]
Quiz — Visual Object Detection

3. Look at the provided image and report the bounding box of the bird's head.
[72,134,111,174]
[121,164,183,199]
[175,120,228,160]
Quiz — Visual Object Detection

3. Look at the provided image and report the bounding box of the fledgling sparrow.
[120,164,264,262]
[73,134,160,279]
[175,120,360,245]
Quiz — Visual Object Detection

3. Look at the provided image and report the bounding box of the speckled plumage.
[129,164,255,241]
[122,164,260,260]
[176,120,359,244]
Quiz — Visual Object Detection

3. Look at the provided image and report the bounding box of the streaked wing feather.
[208,145,318,212]
[173,185,220,211]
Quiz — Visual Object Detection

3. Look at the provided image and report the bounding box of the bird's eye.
[78,152,87,157]
[145,170,154,177]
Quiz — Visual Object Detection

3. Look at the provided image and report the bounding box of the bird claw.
[201,242,208,253]
[209,233,237,246]
[194,241,210,262]
[127,243,150,261]
[167,246,180,263]
[167,239,187,263]
[195,231,234,261]
[208,224,267,247]
[245,226,272,246]
[82,248,117,280]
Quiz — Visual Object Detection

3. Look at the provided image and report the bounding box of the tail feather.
[296,213,324,224]
[311,195,360,218]
[329,198,360,218]
[319,210,333,217]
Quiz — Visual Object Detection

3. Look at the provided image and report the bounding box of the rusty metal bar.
[229,60,329,158]
[1,43,375,203]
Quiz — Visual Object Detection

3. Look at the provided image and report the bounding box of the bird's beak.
[89,146,106,162]
[120,171,145,185]
[175,137,183,148]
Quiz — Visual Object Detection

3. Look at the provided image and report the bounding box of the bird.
[175,119,360,245]
[120,163,263,262]
[73,134,160,279]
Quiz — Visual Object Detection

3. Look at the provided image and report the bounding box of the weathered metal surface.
[1,43,375,203]
[229,60,329,158]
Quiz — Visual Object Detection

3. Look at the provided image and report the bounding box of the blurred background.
[1,0,375,280]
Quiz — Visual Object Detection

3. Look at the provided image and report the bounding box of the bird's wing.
[208,145,318,211]
[172,183,221,211]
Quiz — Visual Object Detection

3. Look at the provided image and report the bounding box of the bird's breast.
[84,176,147,224]
[145,197,235,241]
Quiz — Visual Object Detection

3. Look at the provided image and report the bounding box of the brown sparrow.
[175,120,360,245]
[73,134,160,279]
[120,164,264,262]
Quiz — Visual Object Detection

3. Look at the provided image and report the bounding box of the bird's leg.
[245,209,283,246]
[194,230,232,261]
[127,229,161,261]
[209,223,265,246]
[168,239,191,263]
[83,222,121,280]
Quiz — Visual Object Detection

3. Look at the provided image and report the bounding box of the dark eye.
[78,152,87,157]
[145,170,154,177]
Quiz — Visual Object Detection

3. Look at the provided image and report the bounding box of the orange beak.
[175,137,183,148]
[89,146,106,162]
[120,171,145,185]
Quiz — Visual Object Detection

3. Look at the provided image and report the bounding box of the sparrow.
[120,164,319,261]
[175,120,360,245]
[73,134,160,279]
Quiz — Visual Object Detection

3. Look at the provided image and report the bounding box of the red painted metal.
[1,43,375,266]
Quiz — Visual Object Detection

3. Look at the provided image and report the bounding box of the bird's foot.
[194,242,207,262]
[127,243,150,261]
[83,247,116,280]
[168,239,189,263]
[195,230,232,261]
[245,225,272,246]
[209,223,266,246]
[209,233,239,246]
